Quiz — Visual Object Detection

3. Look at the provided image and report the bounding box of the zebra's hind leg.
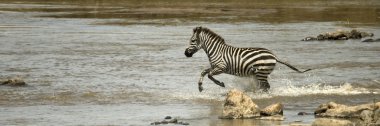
[250,68,270,92]
[257,76,270,92]
[258,80,270,92]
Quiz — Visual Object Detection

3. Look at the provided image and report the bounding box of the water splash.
[248,81,372,99]
[168,78,374,101]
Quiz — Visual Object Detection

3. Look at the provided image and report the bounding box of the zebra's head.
[185,26,203,57]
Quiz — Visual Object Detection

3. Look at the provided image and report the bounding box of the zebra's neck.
[200,31,233,63]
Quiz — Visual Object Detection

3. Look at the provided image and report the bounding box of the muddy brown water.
[0,0,380,125]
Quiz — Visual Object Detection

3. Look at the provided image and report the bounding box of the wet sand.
[1,0,380,126]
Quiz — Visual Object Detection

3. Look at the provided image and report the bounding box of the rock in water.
[150,122,161,125]
[302,29,374,41]
[373,108,380,125]
[360,110,373,125]
[167,118,177,123]
[362,38,380,42]
[260,103,284,116]
[258,115,285,121]
[314,101,380,118]
[1,77,26,86]
[151,116,187,125]
[221,89,260,119]
[314,101,380,125]
[298,112,313,115]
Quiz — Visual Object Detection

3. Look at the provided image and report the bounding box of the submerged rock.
[150,116,188,125]
[258,115,285,121]
[181,122,189,125]
[297,112,314,115]
[221,89,260,119]
[0,77,26,86]
[150,122,161,125]
[164,116,172,119]
[167,118,177,123]
[302,29,374,41]
[362,38,380,42]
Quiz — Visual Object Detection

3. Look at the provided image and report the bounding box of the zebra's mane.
[200,27,225,44]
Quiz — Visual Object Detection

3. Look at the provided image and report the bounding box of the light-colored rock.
[260,102,283,116]
[221,89,260,119]
[360,110,374,125]
[315,101,380,125]
[220,89,286,120]
[312,118,354,126]
[314,101,380,118]
[374,109,380,124]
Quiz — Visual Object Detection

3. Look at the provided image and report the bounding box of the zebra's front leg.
[198,68,211,92]
[207,67,225,88]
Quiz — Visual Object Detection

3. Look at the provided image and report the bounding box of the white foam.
[170,86,228,101]
[168,79,374,101]
[244,81,372,99]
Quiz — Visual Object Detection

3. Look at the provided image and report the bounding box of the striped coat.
[185,27,310,92]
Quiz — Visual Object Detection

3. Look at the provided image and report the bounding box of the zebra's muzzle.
[184,48,194,57]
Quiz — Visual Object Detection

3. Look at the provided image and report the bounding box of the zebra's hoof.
[199,86,204,92]
[220,82,225,87]
[217,82,225,87]
[261,88,269,93]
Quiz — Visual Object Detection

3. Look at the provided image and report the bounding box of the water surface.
[0,0,380,125]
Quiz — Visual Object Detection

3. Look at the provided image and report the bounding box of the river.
[0,0,379,125]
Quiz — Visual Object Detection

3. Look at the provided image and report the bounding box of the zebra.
[184,26,311,92]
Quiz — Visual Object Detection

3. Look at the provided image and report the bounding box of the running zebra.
[184,26,311,92]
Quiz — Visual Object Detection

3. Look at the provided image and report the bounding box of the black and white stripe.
[184,26,311,92]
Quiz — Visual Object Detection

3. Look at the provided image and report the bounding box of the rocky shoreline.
[314,101,380,125]
[301,29,374,41]
[218,89,380,126]
[149,89,379,125]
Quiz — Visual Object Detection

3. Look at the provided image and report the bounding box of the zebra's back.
[224,47,277,77]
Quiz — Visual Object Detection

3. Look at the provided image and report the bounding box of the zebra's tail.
[276,59,312,73]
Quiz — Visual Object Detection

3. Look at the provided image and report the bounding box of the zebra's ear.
[194,26,202,33]
[197,26,202,31]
